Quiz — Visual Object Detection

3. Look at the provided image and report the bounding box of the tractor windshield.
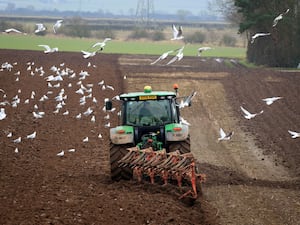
[124,99,174,126]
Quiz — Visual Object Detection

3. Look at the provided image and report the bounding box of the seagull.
[171,24,184,40]
[262,96,283,105]
[38,45,58,53]
[197,47,212,56]
[251,33,271,44]
[83,137,89,142]
[150,50,174,65]
[288,130,300,139]
[53,20,63,33]
[26,131,36,139]
[35,23,46,34]
[273,9,290,27]
[3,28,26,35]
[240,106,263,119]
[81,50,96,59]
[218,128,234,141]
[13,137,21,144]
[57,150,64,156]
[68,148,76,152]
[33,111,45,119]
[91,38,112,51]
[0,108,6,120]
[166,46,185,65]
[177,91,197,108]
[83,107,93,116]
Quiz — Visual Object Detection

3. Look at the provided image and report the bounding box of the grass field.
[0,34,246,58]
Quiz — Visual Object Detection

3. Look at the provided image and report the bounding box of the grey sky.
[2,0,212,15]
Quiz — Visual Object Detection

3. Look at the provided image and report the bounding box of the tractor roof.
[120,91,176,101]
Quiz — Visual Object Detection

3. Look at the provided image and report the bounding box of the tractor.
[105,84,205,200]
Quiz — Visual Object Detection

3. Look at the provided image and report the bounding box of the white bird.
[53,20,63,33]
[104,122,110,128]
[14,147,19,153]
[81,50,96,59]
[98,133,103,138]
[273,9,290,27]
[7,132,12,137]
[3,28,26,35]
[68,148,76,152]
[13,137,21,143]
[75,113,82,119]
[91,38,112,51]
[251,33,271,44]
[166,46,185,65]
[288,130,300,139]
[197,47,212,56]
[91,115,96,123]
[57,150,64,156]
[240,106,263,119]
[0,108,6,120]
[26,131,36,139]
[262,96,283,105]
[83,137,89,142]
[35,23,46,34]
[33,111,45,119]
[83,107,93,116]
[218,128,234,141]
[38,45,58,53]
[171,24,184,40]
[151,50,174,65]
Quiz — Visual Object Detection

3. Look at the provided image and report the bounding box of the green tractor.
[106,85,196,181]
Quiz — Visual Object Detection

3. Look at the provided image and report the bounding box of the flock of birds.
[217,95,300,142]
[0,57,119,155]
[250,8,290,44]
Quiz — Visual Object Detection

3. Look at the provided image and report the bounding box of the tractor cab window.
[125,100,172,126]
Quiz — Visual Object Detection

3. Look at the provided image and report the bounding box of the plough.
[118,146,206,200]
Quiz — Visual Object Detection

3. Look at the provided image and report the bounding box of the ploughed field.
[0,49,299,225]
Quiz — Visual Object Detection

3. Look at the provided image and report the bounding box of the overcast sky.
[3,0,212,15]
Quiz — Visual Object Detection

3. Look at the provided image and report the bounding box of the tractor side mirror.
[105,100,112,111]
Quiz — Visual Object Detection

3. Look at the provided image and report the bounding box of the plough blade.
[118,147,206,200]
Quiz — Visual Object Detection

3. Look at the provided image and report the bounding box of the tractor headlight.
[165,124,189,141]
[110,126,134,144]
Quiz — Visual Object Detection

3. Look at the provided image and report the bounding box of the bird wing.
[178,26,183,37]
[240,106,251,116]
[219,128,226,139]
[288,130,299,138]
[38,45,51,51]
[150,56,163,65]
[172,24,179,39]
[166,55,178,65]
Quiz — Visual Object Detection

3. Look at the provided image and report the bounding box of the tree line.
[211,0,300,67]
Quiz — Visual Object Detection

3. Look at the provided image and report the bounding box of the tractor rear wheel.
[110,143,133,181]
[168,136,191,154]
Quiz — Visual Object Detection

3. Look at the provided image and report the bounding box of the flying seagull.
[251,33,271,44]
[53,20,63,33]
[262,96,283,105]
[35,23,46,34]
[288,130,300,139]
[273,9,290,27]
[91,38,112,51]
[171,24,184,40]
[150,50,174,65]
[166,46,185,65]
[197,47,212,56]
[81,50,96,59]
[218,128,234,141]
[38,45,58,53]
[3,28,26,35]
[240,106,263,119]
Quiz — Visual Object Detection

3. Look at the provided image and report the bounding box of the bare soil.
[0,50,299,225]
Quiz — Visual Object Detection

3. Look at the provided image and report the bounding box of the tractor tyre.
[168,136,191,154]
[110,143,133,181]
